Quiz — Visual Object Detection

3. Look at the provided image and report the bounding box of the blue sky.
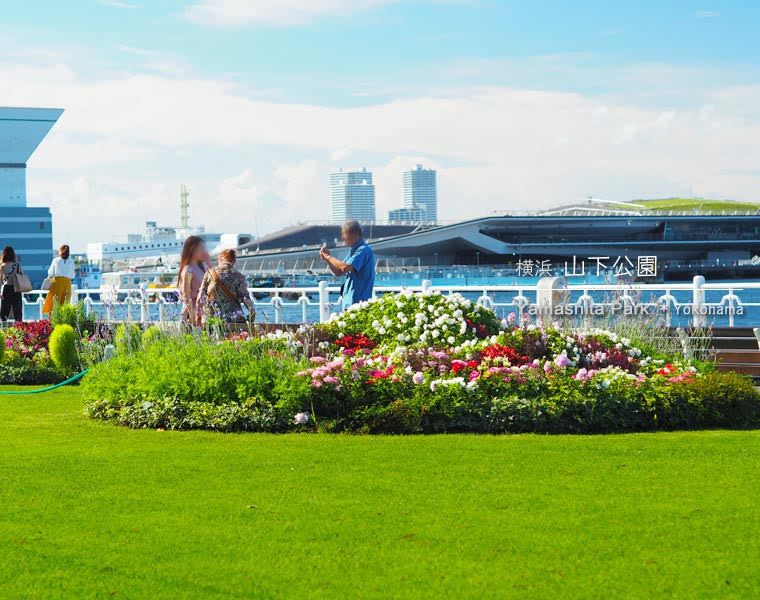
[2,1,759,248]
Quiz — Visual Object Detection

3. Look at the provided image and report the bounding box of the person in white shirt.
[43,244,75,317]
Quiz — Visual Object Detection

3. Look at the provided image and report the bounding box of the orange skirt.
[43,277,72,315]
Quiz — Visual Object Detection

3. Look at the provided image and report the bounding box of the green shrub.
[142,326,163,346]
[0,329,6,364]
[83,335,309,431]
[0,362,66,385]
[51,301,97,335]
[114,323,143,355]
[49,324,79,374]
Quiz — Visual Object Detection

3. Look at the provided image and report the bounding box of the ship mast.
[180,185,190,229]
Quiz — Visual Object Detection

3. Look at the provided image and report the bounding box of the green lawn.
[2,388,760,599]
[634,198,759,213]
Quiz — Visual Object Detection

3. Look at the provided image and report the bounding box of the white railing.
[18,276,760,328]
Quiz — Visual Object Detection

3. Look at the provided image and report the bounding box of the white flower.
[397,333,405,342]
[294,412,310,425]
[447,336,455,344]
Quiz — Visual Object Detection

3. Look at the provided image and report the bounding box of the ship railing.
[17,276,760,328]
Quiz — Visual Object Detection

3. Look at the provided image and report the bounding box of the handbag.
[7,264,32,293]
[41,277,53,291]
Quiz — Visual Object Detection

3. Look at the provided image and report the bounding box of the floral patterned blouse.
[197,262,253,322]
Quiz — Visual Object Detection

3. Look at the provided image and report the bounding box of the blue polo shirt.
[342,239,375,309]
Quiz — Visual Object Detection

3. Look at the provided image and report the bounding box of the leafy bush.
[142,326,163,346]
[49,324,79,374]
[51,301,97,335]
[83,334,309,431]
[0,362,65,385]
[114,323,143,355]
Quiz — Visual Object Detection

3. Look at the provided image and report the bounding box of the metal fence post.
[318,281,329,323]
[692,275,706,327]
[140,288,149,322]
[273,294,283,325]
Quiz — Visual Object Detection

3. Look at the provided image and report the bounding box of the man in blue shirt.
[319,220,375,310]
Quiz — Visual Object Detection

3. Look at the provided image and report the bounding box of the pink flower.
[543,361,553,374]
[323,376,340,385]
[310,356,326,364]
[554,353,569,369]
[412,371,424,384]
[573,368,588,381]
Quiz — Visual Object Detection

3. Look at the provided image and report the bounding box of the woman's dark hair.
[59,244,70,260]
[178,236,206,283]
[219,249,237,265]
[1,246,16,263]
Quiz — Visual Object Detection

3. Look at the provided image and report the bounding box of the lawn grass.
[635,198,760,213]
[2,387,760,598]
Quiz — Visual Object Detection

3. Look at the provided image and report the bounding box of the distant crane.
[180,185,190,228]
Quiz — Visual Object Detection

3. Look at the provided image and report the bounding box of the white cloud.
[2,57,759,250]
[112,44,159,56]
[98,0,138,8]
[695,10,720,18]
[184,0,396,26]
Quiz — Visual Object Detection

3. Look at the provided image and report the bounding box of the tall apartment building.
[403,164,437,222]
[330,168,376,223]
[386,164,438,224]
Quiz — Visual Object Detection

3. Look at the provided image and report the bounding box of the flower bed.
[0,320,70,384]
[83,291,760,433]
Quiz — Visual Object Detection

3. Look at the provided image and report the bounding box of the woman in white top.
[43,244,75,316]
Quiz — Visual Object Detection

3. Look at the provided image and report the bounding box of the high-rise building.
[387,207,424,223]
[330,168,375,223]
[0,107,61,286]
[403,164,437,222]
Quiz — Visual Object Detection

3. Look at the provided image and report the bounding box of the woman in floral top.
[197,249,254,322]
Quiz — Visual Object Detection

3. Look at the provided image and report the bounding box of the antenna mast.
[180,185,190,229]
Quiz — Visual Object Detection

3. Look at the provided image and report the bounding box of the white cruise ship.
[86,221,253,268]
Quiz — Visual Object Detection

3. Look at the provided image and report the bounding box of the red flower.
[465,318,489,339]
[480,344,529,365]
[366,365,395,385]
[336,334,376,352]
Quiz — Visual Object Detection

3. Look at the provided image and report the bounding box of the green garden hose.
[0,369,90,395]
